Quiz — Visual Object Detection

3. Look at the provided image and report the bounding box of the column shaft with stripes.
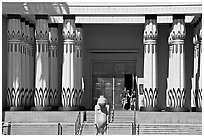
[166,15,186,109]
[48,23,59,107]
[191,17,202,110]
[143,15,158,108]
[61,15,77,108]
[7,14,22,108]
[198,18,202,109]
[29,23,35,108]
[22,20,32,108]
[75,24,84,107]
[34,15,50,108]
[191,21,200,108]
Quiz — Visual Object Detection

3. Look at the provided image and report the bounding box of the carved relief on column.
[21,20,32,109]
[196,17,202,111]
[29,23,35,108]
[48,23,59,109]
[75,24,84,110]
[166,15,188,111]
[191,21,201,111]
[33,15,51,110]
[141,15,160,111]
[7,14,24,110]
[20,18,27,95]
[60,15,78,110]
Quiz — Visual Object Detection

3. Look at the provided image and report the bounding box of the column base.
[51,106,59,111]
[79,106,86,111]
[10,106,25,111]
[191,107,197,112]
[196,108,202,112]
[140,107,161,112]
[58,106,80,111]
[24,106,32,111]
[31,106,52,111]
[165,107,189,112]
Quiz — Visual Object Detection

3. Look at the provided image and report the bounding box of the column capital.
[63,15,75,20]
[75,25,83,46]
[198,17,202,40]
[35,14,49,40]
[7,14,21,19]
[143,15,158,44]
[25,20,30,44]
[7,14,21,40]
[29,23,35,47]
[62,15,76,41]
[170,14,186,41]
[49,23,58,46]
[193,22,200,45]
[20,18,26,42]
[35,14,48,20]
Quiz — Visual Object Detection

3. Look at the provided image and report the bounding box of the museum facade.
[2,2,202,112]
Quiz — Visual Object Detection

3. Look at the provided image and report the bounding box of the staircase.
[108,111,134,135]
[82,110,135,135]
[2,111,79,135]
[136,124,202,135]
[81,111,96,135]
[113,111,134,123]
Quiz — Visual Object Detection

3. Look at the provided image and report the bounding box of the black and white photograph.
[1,0,202,135]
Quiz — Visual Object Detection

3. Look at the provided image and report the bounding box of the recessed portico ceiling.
[2,2,202,24]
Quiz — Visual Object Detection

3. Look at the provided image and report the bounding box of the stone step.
[6,123,75,135]
[108,123,132,135]
[81,123,96,135]
[136,112,202,124]
[136,124,202,135]
[3,111,79,123]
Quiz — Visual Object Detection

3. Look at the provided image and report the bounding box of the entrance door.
[93,75,124,110]
[92,61,136,110]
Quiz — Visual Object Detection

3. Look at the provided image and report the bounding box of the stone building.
[2,2,202,135]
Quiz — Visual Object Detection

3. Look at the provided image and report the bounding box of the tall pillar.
[48,23,59,109]
[166,15,187,111]
[198,17,202,110]
[191,21,200,111]
[75,24,84,109]
[60,15,78,110]
[141,15,159,111]
[33,15,51,110]
[20,18,27,107]
[7,14,23,110]
[29,23,35,108]
[22,20,32,109]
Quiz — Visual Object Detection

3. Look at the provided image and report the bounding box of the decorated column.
[191,21,200,111]
[141,15,159,111]
[22,20,32,109]
[60,15,78,110]
[166,15,187,111]
[33,15,51,110]
[191,17,202,112]
[7,14,23,110]
[75,24,84,109]
[29,23,35,108]
[198,17,202,111]
[48,23,59,109]
[20,18,27,108]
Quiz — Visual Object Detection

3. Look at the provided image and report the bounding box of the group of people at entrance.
[121,89,137,110]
